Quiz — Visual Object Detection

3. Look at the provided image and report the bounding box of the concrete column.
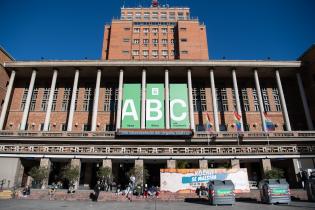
[231,159,240,169]
[261,159,272,178]
[116,69,124,130]
[141,69,146,129]
[20,69,37,131]
[102,159,112,169]
[43,69,58,131]
[91,69,102,131]
[165,69,170,129]
[297,73,314,130]
[275,70,291,131]
[39,158,51,189]
[167,160,176,169]
[199,160,208,169]
[135,159,144,185]
[292,158,301,185]
[0,70,16,130]
[70,159,81,190]
[254,69,267,131]
[187,69,195,131]
[210,69,219,132]
[67,69,79,131]
[232,69,244,131]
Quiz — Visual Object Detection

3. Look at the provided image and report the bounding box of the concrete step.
[0,190,12,199]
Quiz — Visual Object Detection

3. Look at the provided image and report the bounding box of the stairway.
[0,190,12,199]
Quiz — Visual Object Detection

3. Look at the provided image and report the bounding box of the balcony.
[0,130,314,143]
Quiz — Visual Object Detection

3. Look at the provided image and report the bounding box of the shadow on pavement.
[184,198,210,206]
[235,198,258,204]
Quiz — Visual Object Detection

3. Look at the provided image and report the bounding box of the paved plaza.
[0,200,315,210]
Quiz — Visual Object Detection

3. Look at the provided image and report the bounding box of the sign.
[160,168,250,194]
[170,84,189,129]
[122,84,141,129]
[146,84,165,129]
[116,129,192,136]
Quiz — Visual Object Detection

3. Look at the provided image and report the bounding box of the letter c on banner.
[170,99,187,121]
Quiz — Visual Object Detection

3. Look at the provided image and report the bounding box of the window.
[62,88,72,111]
[51,88,58,111]
[133,39,140,44]
[162,50,168,56]
[152,12,158,20]
[262,88,271,112]
[162,28,168,33]
[272,88,282,111]
[83,124,91,131]
[133,28,140,33]
[169,12,175,20]
[143,50,149,56]
[82,86,94,112]
[123,38,130,43]
[152,28,158,33]
[122,50,129,54]
[219,124,227,131]
[161,12,167,20]
[232,89,237,111]
[192,87,207,112]
[143,39,149,45]
[103,87,118,112]
[132,50,139,56]
[135,12,141,19]
[241,88,250,112]
[152,39,158,46]
[61,123,67,131]
[171,39,175,44]
[152,50,158,57]
[216,88,228,112]
[20,88,28,111]
[124,27,130,31]
[178,12,184,19]
[30,88,38,111]
[144,12,150,20]
[180,27,187,31]
[181,38,187,42]
[143,28,149,33]
[181,51,188,54]
[162,39,168,45]
[41,88,50,111]
[127,12,133,20]
[252,88,260,111]
[170,50,175,56]
[170,28,175,33]
[105,124,115,131]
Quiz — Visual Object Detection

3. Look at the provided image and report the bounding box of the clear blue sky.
[0,0,314,61]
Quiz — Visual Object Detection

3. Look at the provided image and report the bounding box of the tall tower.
[101,2,209,60]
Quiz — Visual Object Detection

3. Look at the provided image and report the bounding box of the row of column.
[0,68,314,131]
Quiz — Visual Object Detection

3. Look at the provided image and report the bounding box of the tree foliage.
[29,166,49,182]
[61,165,80,185]
[97,166,113,183]
[265,168,285,179]
[127,165,149,186]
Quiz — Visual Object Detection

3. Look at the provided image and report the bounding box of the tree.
[61,165,80,186]
[265,168,285,179]
[176,160,190,169]
[127,165,149,186]
[29,166,49,188]
[97,166,113,189]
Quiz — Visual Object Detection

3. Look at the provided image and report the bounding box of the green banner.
[146,84,165,129]
[122,84,141,129]
[170,84,189,129]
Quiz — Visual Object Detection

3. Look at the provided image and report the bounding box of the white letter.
[170,99,187,121]
[122,99,139,121]
[146,99,162,121]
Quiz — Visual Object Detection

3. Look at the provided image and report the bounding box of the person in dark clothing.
[93,181,102,202]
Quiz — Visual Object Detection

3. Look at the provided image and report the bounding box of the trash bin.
[207,180,235,205]
[259,179,291,204]
[306,172,315,201]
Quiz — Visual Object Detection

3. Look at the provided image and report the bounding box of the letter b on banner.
[146,84,165,128]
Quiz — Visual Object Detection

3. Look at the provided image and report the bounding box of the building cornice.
[3,60,302,68]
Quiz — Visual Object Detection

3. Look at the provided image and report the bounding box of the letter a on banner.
[170,84,189,128]
[146,84,165,128]
[122,84,141,128]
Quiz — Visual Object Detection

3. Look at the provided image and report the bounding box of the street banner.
[146,84,165,128]
[169,84,189,129]
[160,168,250,194]
[122,84,141,129]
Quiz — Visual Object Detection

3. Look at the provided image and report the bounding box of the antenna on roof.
[122,0,125,8]
[152,0,159,7]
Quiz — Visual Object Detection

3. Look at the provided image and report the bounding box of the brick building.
[0,1,314,191]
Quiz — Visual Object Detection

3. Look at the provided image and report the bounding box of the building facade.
[0,1,315,190]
